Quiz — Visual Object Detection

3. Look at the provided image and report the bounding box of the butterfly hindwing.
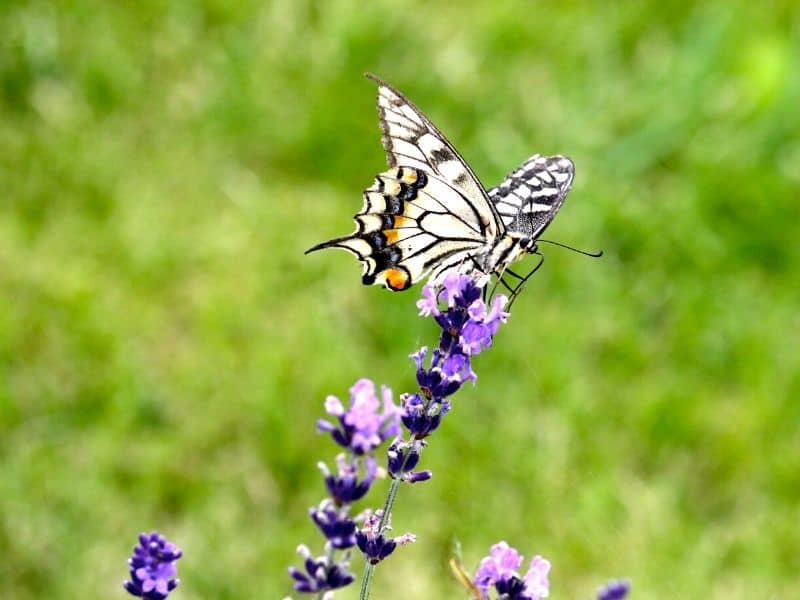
[488,154,574,239]
[306,166,490,291]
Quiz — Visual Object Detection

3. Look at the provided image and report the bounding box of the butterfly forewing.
[369,73,503,241]
[488,154,574,240]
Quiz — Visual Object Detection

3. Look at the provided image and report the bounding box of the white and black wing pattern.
[488,154,574,240]
[306,75,506,291]
[369,73,503,242]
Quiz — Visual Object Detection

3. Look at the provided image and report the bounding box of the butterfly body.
[306,74,574,291]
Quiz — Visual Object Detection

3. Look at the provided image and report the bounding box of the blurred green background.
[1,1,799,598]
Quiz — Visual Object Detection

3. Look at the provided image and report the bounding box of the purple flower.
[319,454,376,504]
[440,271,475,306]
[309,500,357,549]
[597,579,631,600]
[474,541,550,600]
[523,555,551,600]
[317,379,402,455]
[460,295,510,354]
[416,284,440,316]
[399,393,450,438]
[412,347,470,401]
[387,438,432,483]
[289,545,355,594]
[355,511,415,565]
[422,269,509,358]
[123,532,182,600]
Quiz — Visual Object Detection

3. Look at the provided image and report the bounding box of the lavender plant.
[288,270,511,598]
[120,272,631,599]
[289,378,407,595]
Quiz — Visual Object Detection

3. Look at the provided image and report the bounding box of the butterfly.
[306,73,575,293]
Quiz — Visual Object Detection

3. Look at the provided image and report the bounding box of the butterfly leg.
[507,250,545,309]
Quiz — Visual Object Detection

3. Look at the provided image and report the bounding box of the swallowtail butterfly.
[306,74,574,292]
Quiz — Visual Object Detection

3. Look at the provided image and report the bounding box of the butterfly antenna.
[538,239,604,258]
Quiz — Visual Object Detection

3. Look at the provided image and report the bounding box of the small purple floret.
[123,532,182,600]
[289,545,355,593]
[319,454,376,504]
[355,511,415,565]
[387,438,432,483]
[309,500,357,549]
[400,392,450,438]
[355,531,397,565]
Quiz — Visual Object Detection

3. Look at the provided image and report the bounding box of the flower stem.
[359,563,375,600]
[358,477,402,600]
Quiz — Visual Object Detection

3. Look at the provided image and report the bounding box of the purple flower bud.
[387,438,432,483]
[289,545,355,593]
[597,579,631,600]
[309,500,357,549]
[413,347,465,400]
[123,532,182,600]
[400,393,450,438]
[319,454,376,504]
[355,531,397,565]
[355,511,415,565]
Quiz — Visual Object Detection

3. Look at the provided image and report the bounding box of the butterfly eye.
[520,237,534,250]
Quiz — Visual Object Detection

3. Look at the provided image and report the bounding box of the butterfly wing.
[488,154,574,240]
[306,165,496,290]
[306,75,505,291]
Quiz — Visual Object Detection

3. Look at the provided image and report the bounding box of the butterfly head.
[519,236,537,253]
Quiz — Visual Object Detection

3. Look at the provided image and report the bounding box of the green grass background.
[2,1,799,598]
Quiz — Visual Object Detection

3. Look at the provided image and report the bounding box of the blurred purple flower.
[597,579,631,600]
[123,532,182,600]
[474,541,550,600]
[288,545,355,594]
[317,379,402,455]
[319,454,377,504]
[309,500,357,549]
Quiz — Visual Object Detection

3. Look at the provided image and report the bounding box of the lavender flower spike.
[123,531,182,600]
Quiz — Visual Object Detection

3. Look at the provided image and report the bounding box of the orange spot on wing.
[399,169,418,184]
[384,268,410,291]
[393,216,410,228]
[384,229,399,244]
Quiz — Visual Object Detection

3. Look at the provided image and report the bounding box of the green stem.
[359,562,375,600]
[358,475,403,600]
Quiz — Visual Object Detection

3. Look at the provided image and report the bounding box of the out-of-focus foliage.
[1,2,798,598]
